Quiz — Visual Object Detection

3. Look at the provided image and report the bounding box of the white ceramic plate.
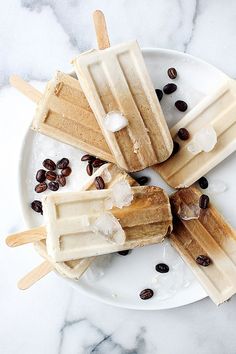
[19,48,236,310]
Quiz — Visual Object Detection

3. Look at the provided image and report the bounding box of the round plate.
[19,48,236,310]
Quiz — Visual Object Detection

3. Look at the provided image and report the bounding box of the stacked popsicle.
[6,10,236,305]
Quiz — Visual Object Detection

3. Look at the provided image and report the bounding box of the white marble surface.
[1,1,236,353]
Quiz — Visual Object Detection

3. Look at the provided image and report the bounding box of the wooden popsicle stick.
[18,260,54,290]
[9,75,42,103]
[93,10,110,49]
[6,226,46,247]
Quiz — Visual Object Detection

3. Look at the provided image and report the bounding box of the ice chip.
[187,142,202,155]
[104,111,128,132]
[93,212,126,244]
[111,180,134,208]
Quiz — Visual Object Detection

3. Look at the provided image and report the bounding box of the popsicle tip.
[5,235,17,247]
[93,9,105,17]
[17,279,28,290]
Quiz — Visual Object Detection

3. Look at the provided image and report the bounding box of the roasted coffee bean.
[61,166,72,177]
[177,128,190,140]
[118,250,130,256]
[94,176,105,190]
[45,171,57,181]
[175,100,188,112]
[167,67,177,79]
[48,181,59,191]
[199,194,209,209]
[92,159,106,168]
[35,182,47,193]
[31,200,43,214]
[139,288,154,300]
[198,177,208,189]
[155,89,163,102]
[81,154,96,162]
[136,176,149,186]
[196,255,211,267]
[163,83,177,94]
[57,175,66,187]
[56,158,69,169]
[43,159,56,171]
[86,163,93,176]
[172,141,180,155]
[155,263,169,273]
[36,169,46,183]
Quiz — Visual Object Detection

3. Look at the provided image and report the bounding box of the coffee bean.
[56,158,69,169]
[118,250,130,256]
[46,171,57,181]
[92,159,106,168]
[155,263,169,273]
[31,200,43,214]
[167,67,177,79]
[175,100,188,112]
[81,154,96,162]
[177,128,190,140]
[61,166,72,177]
[86,163,93,176]
[199,194,209,209]
[155,89,163,102]
[136,176,149,186]
[198,177,208,189]
[139,288,154,300]
[163,83,177,94]
[48,181,59,191]
[35,182,47,193]
[36,169,46,183]
[196,255,211,267]
[94,176,105,190]
[172,141,180,155]
[57,175,66,187]
[43,159,56,171]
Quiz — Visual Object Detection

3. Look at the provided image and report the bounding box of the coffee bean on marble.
[48,181,59,191]
[43,159,56,171]
[139,289,154,300]
[31,200,43,214]
[36,169,46,183]
[57,175,66,187]
[198,177,208,189]
[118,250,130,256]
[155,263,169,273]
[35,182,47,193]
[163,83,177,94]
[61,166,72,177]
[175,100,188,112]
[45,171,57,181]
[56,158,69,169]
[81,154,96,162]
[155,89,163,102]
[167,67,177,79]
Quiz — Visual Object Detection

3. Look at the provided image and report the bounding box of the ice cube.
[111,180,133,208]
[177,201,200,220]
[101,167,112,183]
[93,212,126,244]
[195,126,217,152]
[209,180,227,194]
[85,254,113,281]
[104,111,128,132]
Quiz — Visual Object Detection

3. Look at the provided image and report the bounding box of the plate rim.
[18,47,230,310]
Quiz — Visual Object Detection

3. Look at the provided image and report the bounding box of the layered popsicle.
[154,79,236,188]
[44,185,172,262]
[170,187,236,305]
[73,40,173,172]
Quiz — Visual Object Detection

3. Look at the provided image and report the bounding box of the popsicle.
[73,11,173,172]
[10,73,114,162]
[154,79,236,188]
[6,185,172,263]
[16,163,138,289]
[170,187,236,305]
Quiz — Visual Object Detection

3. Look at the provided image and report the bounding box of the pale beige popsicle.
[170,187,236,305]
[10,73,114,162]
[154,79,236,188]
[44,185,172,262]
[34,163,138,280]
[73,41,173,172]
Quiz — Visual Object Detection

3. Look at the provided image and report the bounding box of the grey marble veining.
[1,1,236,354]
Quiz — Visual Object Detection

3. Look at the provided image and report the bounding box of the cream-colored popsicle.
[34,163,138,280]
[154,79,236,188]
[73,40,173,172]
[170,187,236,305]
[44,185,172,262]
[10,73,114,162]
